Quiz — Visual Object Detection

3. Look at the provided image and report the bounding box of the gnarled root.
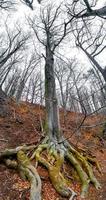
[64,141,101,191]
[0,144,37,159]
[0,139,101,200]
[17,150,41,200]
[86,156,101,174]
[34,139,100,199]
[49,150,72,197]
[66,151,90,198]
[34,143,77,199]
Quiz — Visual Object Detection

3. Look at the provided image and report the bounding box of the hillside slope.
[0,99,106,200]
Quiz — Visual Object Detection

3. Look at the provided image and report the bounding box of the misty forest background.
[0,0,106,116]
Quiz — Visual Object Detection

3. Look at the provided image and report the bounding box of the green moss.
[43,120,49,133]
[49,165,70,197]
[17,150,30,167]
[71,168,80,181]
[47,152,71,197]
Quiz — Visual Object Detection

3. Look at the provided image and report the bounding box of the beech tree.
[28,4,69,141]
[73,21,106,82]
[30,73,41,104]
[0,20,30,107]
[15,53,40,102]
[23,72,42,103]
[5,68,21,97]
[55,58,91,113]
[55,58,76,110]
[85,69,106,112]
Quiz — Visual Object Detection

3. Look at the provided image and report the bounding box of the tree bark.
[0,87,10,117]
[45,47,60,141]
[0,87,7,102]
[80,46,106,82]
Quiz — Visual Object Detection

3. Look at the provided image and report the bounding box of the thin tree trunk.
[80,46,106,82]
[0,87,7,103]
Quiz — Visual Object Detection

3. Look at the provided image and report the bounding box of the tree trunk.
[0,87,9,117]
[16,80,25,103]
[45,47,60,141]
[81,46,106,82]
[0,87,7,103]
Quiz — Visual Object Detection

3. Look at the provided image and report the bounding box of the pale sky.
[0,0,106,73]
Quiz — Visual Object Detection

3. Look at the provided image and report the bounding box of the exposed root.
[64,141,101,190]
[73,152,100,189]
[17,150,41,200]
[34,143,48,167]
[66,151,90,198]
[0,144,37,159]
[4,158,18,169]
[34,143,77,199]
[86,156,101,174]
[0,139,101,200]
[48,150,71,197]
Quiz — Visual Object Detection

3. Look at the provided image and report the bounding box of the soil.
[0,98,106,200]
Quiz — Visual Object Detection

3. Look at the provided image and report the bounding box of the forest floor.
[0,98,106,200]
